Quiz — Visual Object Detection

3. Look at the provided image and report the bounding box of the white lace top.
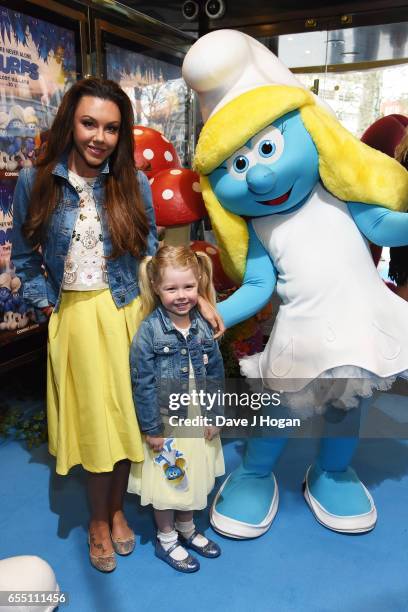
[62,171,109,291]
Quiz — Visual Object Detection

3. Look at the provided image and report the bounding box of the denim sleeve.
[130,320,164,436]
[138,171,158,256]
[348,202,408,246]
[11,168,49,308]
[217,221,277,328]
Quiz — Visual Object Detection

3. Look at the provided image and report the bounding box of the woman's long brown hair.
[23,78,149,259]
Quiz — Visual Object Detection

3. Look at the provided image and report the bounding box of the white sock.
[157,529,188,561]
[175,519,208,547]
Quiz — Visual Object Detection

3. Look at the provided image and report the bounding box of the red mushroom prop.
[190,240,236,292]
[150,168,206,245]
[133,126,181,178]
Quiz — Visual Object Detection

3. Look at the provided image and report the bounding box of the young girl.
[128,245,225,573]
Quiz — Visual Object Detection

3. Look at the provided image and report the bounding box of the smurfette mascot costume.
[182,30,408,539]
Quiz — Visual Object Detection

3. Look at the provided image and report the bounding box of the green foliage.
[0,403,47,449]
[219,330,242,378]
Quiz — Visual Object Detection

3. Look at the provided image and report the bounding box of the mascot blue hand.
[217,223,277,328]
[183,29,408,540]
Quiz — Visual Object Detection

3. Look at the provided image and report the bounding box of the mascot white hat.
[182,29,309,120]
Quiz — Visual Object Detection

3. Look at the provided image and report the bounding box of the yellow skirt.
[47,289,144,475]
[128,405,225,511]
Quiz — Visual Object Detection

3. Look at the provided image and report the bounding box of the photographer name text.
[169,415,301,429]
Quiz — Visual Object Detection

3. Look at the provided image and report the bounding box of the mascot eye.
[233,155,249,173]
[259,140,276,158]
[253,126,284,164]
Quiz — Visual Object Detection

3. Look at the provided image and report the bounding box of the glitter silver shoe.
[155,539,200,573]
[178,530,221,558]
[111,531,136,556]
[88,533,116,572]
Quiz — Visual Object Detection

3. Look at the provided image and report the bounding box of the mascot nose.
[246,165,276,194]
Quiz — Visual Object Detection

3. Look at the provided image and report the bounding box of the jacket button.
[181,348,187,355]
[120,296,125,303]
[163,346,170,353]
[182,366,188,372]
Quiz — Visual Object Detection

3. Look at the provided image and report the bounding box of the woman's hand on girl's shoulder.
[204,425,221,441]
[197,296,225,339]
[145,434,165,452]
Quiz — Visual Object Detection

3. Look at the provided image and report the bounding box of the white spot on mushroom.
[192,182,201,193]
[143,148,154,160]
[134,128,144,135]
[206,247,217,255]
[170,169,182,175]
[162,189,174,200]
[149,178,154,185]
[161,135,170,143]
[164,151,174,162]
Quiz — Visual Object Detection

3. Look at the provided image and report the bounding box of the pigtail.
[195,251,217,307]
[138,256,158,318]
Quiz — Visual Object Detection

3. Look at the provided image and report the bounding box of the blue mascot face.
[7,119,25,136]
[209,111,319,216]
[165,465,184,481]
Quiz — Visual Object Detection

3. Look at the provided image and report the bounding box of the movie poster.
[0,6,77,333]
[105,42,189,166]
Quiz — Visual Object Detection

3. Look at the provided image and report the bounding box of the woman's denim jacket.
[11,156,158,311]
[130,305,225,436]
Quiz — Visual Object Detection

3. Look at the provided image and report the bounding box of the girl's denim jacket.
[130,305,225,436]
[11,157,158,311]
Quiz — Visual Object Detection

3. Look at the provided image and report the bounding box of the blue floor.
[2,418,408,612]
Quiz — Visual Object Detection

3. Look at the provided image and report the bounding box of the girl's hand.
[197,296,225,339]
[204,425,221,441]
[41,305,54,318]
[145,435,165,452]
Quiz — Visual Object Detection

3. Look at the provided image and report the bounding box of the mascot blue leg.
[211,437,286,538]
[304,398,377,533]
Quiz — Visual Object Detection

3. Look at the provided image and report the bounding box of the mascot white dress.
[182,30,408,538]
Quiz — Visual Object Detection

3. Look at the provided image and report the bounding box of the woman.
[12,78,155,572]
[11,78,222,572]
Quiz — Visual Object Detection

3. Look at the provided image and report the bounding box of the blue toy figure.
[183,30,408,539]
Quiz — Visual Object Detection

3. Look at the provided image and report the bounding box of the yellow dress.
[47,289,144,475]
[128,326,225,510]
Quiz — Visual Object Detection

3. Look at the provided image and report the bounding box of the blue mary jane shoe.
[178,530,221,558]
[155,540,200,573]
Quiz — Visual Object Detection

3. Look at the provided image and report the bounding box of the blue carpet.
[2,428,408,612]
